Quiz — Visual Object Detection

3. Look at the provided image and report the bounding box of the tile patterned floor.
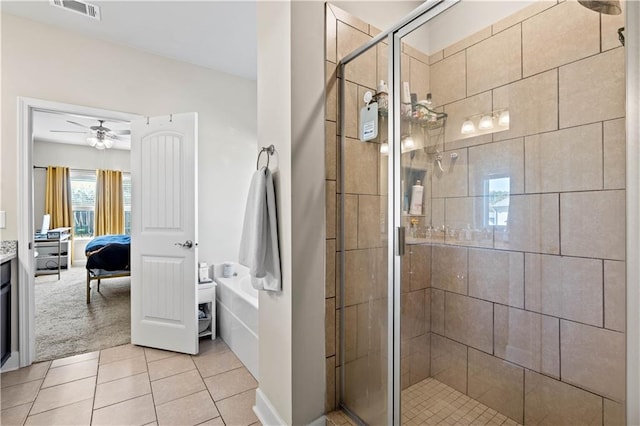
[1,340,261,426]
[326,377,521,426]
[401,378,521,426]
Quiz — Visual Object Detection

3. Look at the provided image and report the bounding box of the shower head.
[578,0,621,15]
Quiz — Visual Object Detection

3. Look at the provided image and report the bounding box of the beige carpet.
[35,265,130,362]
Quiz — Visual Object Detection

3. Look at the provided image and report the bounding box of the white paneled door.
[131,113,199,354]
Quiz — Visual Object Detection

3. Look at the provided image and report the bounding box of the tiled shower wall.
[424,1,626,424]
[326,1,627,424]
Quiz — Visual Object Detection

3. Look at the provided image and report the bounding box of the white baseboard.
[1,351,20,372]
[253,388,327,426]
[254,388,287,426]
[307,415,327,426]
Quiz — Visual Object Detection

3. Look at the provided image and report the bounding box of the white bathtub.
[214,264,259,378]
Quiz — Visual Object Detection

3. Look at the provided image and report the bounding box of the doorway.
[31,109,133,362]
[17,97,140,367]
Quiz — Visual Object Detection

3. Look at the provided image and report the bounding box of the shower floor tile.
[328,377,521,426]
[402,378,521,426]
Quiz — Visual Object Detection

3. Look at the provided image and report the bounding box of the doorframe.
[17,97,141,367]
[626,1,640,424]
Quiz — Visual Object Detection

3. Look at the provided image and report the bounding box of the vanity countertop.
[0,252,16,264]
[1,240,18,264]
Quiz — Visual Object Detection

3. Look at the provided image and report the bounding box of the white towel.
[238,166,281,292]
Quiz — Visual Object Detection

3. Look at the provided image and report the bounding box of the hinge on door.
[396,226,405,256]
[29,242,32,250]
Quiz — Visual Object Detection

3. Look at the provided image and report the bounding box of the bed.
[85,235,131,303]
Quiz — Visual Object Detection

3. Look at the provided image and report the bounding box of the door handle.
[174,240,195,249]
[396,227,405,256]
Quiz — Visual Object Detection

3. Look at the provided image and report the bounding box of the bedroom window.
[123,173,131,235]
[70,170,96,238]
[70,170,132,237]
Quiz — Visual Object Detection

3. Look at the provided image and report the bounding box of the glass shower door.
[339,40,391,425]
[393,2,627,425]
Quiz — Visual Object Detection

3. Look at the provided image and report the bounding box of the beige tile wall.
[467,348,524,423]
[427,0,626,423]
[325,1,626,423]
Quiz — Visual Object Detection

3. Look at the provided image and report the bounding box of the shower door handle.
[396,227,405,256]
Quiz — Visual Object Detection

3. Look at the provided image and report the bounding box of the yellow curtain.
[45,166,73,229]
[95,169,124,236]
[45,166,74,263]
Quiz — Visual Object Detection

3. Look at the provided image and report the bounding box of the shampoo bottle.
[409,180,424,215]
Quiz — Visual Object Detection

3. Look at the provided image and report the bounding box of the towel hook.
[257,145,275,170]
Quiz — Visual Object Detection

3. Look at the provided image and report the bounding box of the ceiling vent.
[49,0,101,21]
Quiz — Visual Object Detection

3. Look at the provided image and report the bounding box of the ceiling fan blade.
[50,130,87,133]
[111,130,131,135]
[67,120,91,129]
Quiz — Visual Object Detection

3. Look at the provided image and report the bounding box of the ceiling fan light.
[103,138,114,149]
[86,136,98,147]
[95,142,106,150]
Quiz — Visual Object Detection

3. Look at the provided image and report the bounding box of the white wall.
[0,13,257,267]
[290,2,326,423]
[256,2,293,423]
[255,2,325,425]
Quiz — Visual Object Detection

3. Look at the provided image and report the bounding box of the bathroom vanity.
[0,249,17,369]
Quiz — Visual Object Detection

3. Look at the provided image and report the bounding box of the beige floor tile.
[216,389,258,426]
[50,351,99,369]
[99,344,144,365]
[94,372,151,409]
[30,377,94,415]
[25,398,93,425]
[193,349,243,379]
[195,339,230,357]
[144,347,178,363]
[41,358,98,388]
[197,417,225,425]
[144,423,158,426]
[1,380,43,410]
[156,390,219,426]
[148,354,196,381]
[97,355,147,384]
[151,369,206,405]
[0,402,32,426]
[1,362,50,388]
[204,367,257,402]
[92,393,156,426]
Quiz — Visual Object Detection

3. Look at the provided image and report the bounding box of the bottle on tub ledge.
[409,180,424,216]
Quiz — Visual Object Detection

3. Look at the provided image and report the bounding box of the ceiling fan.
[50,119,130,150]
